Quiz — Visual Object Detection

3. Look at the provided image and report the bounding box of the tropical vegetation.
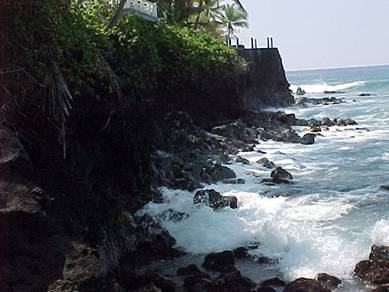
[5,0,247,156]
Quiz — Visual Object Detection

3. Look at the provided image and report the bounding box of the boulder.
[233,247,250,259]
[202,250,235,272]
[315,273,341,289]
[257,158,275,169]
[295,119,309,126]
[370,245,389,260]
[359,93,372,97]
[159,209,188,222]
[235,156,251,165]
[257,256,277,264]
[302,133,316,145]
[261,277,286,287]
[177,264,202,276]
[334,118,358,126]
[355,245,389,285]
[271,166,293,181]
[211,120,257,144]
[0,126,32,180]
[308,119,321,127]
[184,273,212,292]
[380,185,389,191]
[206,164,236,182]
[213,268,256,292]
[296,87,306,96]
[310,126,321,133]
[193,189,238,209]
[256,287,276,292]
[284,278,331,292]
[240,144,255,152]
[321,117,334,127]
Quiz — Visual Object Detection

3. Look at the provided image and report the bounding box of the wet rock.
[321,117,334,127]
[240,144,255,152]
[223,196,238,209]
[271,166,293,181]
[0,126,32,180]
[233,247,250,259]
[284,278,331,292]
[257,256,278,264]
[302,133,316,145]
[308,119,321,127]
[315,273,341,289]
[184,273,212,292]
[177,264,202,276]
[194,189,238,209]
[303,97,343,105]
[207,164,236,182]
[211,120,258,144]
[296,87,305,96]
[48,243,110,292]
[380,185,389,191]
[310,125,321,132]
[370,245,389,260]
[279,113,298,125]
[134,214,182,259]
[261,277,286,287]
[359,93,372,96]
[256,287,276,292]
[257,158,275,169]
[295,118,309,126]
[214,268,256,292]
[334,118,358,126]
[159,209,188,222]
[235,156,251,165]
[222,178,245,184]
[202,250,235,272]
[355,245,389,285]
[141,273,176,292]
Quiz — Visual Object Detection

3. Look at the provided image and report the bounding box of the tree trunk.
[194,0,204,30]
[105,0,127,31]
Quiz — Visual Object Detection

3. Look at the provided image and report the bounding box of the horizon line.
[286,63,389,72]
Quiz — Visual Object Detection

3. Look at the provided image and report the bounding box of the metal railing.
[227,36,276,49]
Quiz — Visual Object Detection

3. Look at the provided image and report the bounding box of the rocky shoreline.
[1,92,387,291]
[122,104,386,291]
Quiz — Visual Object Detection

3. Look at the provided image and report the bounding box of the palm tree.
[194,0,219,30]
[232,0,247,15]
[214,3,248,43]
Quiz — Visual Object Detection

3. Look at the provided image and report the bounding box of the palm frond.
[45,60,73,159]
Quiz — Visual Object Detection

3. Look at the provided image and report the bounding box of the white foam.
[371,219,389,245]
[290,81,364,94]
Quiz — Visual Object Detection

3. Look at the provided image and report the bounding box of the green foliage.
[109,13,243,94]
[43,1,112,85]
[15,0,244,97]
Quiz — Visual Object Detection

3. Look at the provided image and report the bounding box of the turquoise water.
[142,65,389,291]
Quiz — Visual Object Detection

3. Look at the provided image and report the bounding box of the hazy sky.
[236,0,389,70]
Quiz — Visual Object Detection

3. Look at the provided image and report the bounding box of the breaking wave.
[290,81,364,94]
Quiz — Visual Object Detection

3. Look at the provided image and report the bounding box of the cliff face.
[0,46,295,291]
[238,48,294,112]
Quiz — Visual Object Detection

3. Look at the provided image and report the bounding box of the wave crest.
[290,81,364,94]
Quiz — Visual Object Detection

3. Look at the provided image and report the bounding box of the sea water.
[141,65,389,290]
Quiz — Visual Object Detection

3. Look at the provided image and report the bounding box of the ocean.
[141,65,389,291]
